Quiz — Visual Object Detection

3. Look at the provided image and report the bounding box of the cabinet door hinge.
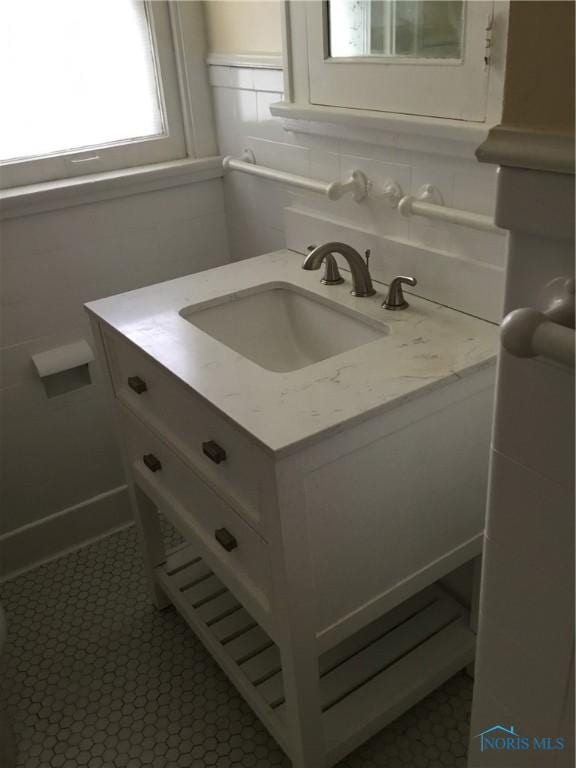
[484,12,494,70]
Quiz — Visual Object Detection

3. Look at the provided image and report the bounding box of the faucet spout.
[302,242,376,297]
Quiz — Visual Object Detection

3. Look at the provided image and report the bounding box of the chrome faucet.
[302,242,376,297]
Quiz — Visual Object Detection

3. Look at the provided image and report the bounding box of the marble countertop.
[86,249,499,456]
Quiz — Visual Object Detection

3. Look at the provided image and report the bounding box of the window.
[0,0,187,188]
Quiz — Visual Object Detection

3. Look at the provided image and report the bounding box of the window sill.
[0,157,224,220]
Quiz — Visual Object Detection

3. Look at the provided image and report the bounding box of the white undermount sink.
[180,283,388,372]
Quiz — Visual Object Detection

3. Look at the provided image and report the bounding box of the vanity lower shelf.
[157,542,476,766]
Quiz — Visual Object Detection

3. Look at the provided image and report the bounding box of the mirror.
[328,0,464,59]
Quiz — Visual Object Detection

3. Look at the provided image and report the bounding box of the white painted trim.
[0,2,218,192]
[0,157,223,220]
[271,102,490,146]
[476,126,575,175]
[281,0,507,132]
[170,1,219,158]
[316,533,483,653]
[305,1,492,122]
[280,118,485,160]
[280,0,294,102]
[206,52,283,70]
[0,486,132,582]
[1,2,188,189]
[495,166,575,240]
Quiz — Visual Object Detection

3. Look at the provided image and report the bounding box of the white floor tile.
[0,525,475,767]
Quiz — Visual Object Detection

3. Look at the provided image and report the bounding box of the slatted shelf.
[157,543,475,768]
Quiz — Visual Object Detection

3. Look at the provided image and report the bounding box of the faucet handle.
[321,254,345,285]
[307,244,316,252]
[364,249,371,270]
[382,275,417,311]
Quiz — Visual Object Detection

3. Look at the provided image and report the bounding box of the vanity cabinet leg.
[280,643,326,768]
[267,456,328,768]
[129,482,169,609]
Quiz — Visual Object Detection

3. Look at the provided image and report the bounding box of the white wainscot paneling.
[0,182,229,346]
[0,389,124,533]
[469,683,543,768]
[485,450,574,598]
[0,177,229,548]
[480,531,573,701]
[492,352,575,491]
[472,609,570,744]
[505,232,574,312]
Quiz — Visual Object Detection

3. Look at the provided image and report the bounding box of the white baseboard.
[0,486,132,583]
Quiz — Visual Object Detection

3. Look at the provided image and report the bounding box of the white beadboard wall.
[0,179,229,571]
[210,64,508,322]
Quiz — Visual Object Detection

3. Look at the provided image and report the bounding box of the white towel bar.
[223,149,368,201]
[398,184,500,233]
[222,155,501,232]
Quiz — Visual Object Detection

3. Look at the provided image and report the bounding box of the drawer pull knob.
[202,440,227,464]
[143,453,162,473]
[128,376,147,394]
[215,528,238,552]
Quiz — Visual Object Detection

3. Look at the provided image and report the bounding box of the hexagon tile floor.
[0,522,473,768]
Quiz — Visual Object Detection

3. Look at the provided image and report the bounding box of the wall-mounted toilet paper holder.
[32,340,95,398]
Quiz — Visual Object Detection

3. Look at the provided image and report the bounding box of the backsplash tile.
[211,63,508,323]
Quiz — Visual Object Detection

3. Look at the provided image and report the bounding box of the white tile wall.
[472,611,568,765]
[0,179,229,536]
[210,64,508,322]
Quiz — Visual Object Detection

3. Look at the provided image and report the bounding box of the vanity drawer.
[120,406,272,619]
[104,330,266,528]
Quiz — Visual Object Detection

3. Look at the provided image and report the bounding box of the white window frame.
[307,0,492,122]
[0,1,217,191]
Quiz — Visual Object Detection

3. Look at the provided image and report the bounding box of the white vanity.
[86,249,497,768]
